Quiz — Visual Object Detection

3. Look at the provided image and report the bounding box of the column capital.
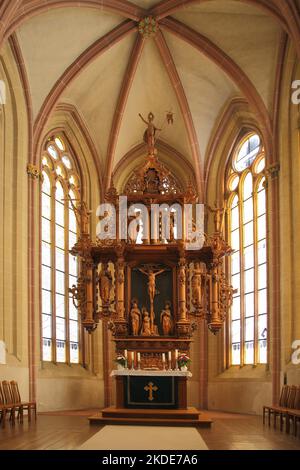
[266,163,280,180]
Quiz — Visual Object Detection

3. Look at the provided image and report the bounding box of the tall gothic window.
[226,133,268,366]
[41,135,80,363]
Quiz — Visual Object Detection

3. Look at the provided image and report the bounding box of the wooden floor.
[0,410,299,450]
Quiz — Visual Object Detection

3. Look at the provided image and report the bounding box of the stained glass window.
[41,135,80,364]
[227,133,268,365]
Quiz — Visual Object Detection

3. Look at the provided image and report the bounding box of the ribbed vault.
[0,0,299,199]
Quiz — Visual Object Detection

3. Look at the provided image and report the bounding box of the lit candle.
[124,349,128,359]
[137,352,141,363]
[162,353,166,363]
[175,349,178,360]
[131,351,134,369]
[168,351,172,362]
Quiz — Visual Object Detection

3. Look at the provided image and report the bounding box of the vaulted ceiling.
[1,0,299,197]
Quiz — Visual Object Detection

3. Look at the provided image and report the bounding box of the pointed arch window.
[41,135,81,364]
[226,133,268,366]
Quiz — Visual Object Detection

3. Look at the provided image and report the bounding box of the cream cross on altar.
[144,382,158,401]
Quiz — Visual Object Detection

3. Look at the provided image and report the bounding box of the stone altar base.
[88,407,213,427]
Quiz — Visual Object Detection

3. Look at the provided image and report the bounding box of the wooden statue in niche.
[99,262,112,305]
[130,299,141,336]
[191,262,202,306]
[144,168,160,194]
[160,301,173,336]
[141,307,151,336]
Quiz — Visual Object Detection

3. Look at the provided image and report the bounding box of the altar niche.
[129,264,175,337]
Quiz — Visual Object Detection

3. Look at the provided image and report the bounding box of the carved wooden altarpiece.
[69,114,233,425]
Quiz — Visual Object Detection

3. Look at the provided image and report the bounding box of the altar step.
[89,407,213,427]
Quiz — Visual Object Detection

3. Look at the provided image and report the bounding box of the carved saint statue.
[208,203,226,233]
[141,307,151,336]
[191,262,203,307]
[68,198,92,236]
[130,299,141,336]
[144,168,160,194]
[160,301,173,336]
[139,112,161,153]
[138,266,166,306]
[99,262,112,304]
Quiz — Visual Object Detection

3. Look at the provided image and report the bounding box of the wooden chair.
[286,386,300,437]
[2,380,23,424]
[10,380,36,421]
[0,384,7,428]
[0,382,15,427]
[278,385,297,432]
[263,385,290,427]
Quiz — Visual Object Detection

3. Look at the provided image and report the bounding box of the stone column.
[267,163,281,405]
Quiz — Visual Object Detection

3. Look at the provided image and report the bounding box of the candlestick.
[137,352,141,369]
[162,353,166,370]
[124,349,128,368]
[168,351,172,370]
[131,351,134,370]
[175,349,179,370]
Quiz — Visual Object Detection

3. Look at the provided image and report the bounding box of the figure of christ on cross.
[144,382,158,402]
[138,266,166,334]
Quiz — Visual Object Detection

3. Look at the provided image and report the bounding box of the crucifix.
[144,382,158,401]
[138,266,166,334]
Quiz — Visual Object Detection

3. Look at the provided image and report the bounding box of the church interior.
[0,0,300,451]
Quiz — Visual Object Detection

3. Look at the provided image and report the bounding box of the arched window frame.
[225,131,268,367]
[40,134,82,365]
